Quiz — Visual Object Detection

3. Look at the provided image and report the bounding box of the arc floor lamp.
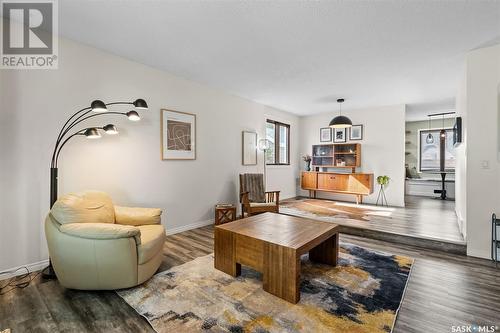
[43,98,149,279]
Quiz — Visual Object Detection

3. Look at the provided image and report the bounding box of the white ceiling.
[58,1,500,118]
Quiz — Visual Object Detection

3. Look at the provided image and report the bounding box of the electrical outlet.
[481,160,490,169]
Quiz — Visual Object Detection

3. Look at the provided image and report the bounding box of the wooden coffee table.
[214,212,339,303]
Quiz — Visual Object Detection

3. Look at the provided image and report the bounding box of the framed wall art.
[242,131,258,165]
[161,109,196,160]
[349,125,363,140]
[320,127,332,142]
[333,128,346,143]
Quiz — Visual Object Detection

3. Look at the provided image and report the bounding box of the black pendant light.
[439,114,446,139]
[329,98,352,128]
[426,116,434,144]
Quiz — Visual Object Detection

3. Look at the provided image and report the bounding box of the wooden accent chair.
[239,173,280,217]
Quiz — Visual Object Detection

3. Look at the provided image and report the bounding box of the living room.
[1,1,500,332]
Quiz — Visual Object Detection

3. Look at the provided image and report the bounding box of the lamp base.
[41,262,57,280]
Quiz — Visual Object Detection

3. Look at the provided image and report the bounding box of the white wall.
[461,44,500,259]
[455,68,467,238]
[0,38,299,272]
[297,105,406,207]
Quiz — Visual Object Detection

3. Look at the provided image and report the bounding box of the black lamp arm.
[55,106,91,143]
[105,101,133,106]
[51,101,135,168]
[52,110,129,167]
[57,102,132,145]
[58,112,126,145]
[51,108,93,167]
[54,128,92,168]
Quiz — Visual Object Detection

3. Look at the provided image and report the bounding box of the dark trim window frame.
[418,128,456,173]
[265,119,290,166]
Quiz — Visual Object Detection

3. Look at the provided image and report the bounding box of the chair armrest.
[240,191,250,204]
[59,223,141,244]
[114,206,162,226]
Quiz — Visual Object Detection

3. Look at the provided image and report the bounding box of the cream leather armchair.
[45,191,166,290]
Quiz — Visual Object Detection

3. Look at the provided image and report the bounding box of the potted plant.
[376,175,390,206]
[302,155,312,171]
[377,175,390,187]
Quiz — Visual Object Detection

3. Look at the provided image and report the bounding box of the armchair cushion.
[51,191,115,225]
[249,201,277,208]
[114,206,162,226]
[137,225,166,264]
[59,223,141,244]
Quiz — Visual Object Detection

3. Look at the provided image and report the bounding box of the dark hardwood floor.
[1,225,499,333]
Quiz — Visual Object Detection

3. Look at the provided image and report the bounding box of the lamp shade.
[133,99,148,110]
[103,124,118,135]
[91,100,107,113]
[84,128,101,139]
[426,133,434,144]
[126,110,141,121]
[329,115,352,128]
[258,139,272,151]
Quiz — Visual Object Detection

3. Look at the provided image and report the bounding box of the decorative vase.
[305,161,311,171]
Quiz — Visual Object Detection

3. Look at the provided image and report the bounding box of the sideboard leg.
[355,195,363,204]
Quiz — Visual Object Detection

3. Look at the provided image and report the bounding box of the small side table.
[215,204,237,225]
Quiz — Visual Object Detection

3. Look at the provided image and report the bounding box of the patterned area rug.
[118,243,412,333]
[281,198,394,222]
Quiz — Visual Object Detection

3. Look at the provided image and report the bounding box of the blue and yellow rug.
[118,243,413,333]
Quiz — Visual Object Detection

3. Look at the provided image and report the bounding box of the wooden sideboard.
[301,171,374,204]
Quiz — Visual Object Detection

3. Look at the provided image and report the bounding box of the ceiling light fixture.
[329,98,352,128]
[426,116,434,144]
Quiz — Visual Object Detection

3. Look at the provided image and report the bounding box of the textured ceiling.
[58,1,500,118]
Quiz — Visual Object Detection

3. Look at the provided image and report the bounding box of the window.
[419,128,456,172]
[265,119,290,165]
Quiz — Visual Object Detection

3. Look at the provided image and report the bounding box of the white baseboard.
[467,247,490,260]
[0,259,49,280]
[166,219,214,235]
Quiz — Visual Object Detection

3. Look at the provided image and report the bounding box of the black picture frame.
[333,128,346,143]
[453,117,462,147]
[320,127,332,142]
